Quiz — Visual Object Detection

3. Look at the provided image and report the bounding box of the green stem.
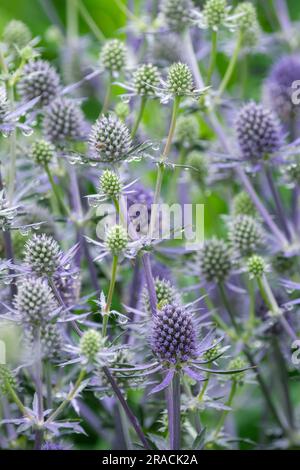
[6,383,31,420]
[45,368,86,425]
[77,0,105,41]
[218,282,239,332]
[218,32,243,97]
[212,381,237,441]
[131,96,147,138]
[7,87,16,204]
[168,147,186,203]
[67,0,78,43]
[45,164,70,216]
[102,73,112,114]
[102,255,119,338]
[206,30,218,85]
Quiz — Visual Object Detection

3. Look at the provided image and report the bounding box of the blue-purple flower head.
[236,102,282,161]
[43,97,86,143]
[18,59,61,106]
[264,55,300,124]
[198,237,232,283]
[151,303,197,365]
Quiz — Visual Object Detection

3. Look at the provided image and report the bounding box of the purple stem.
[142,253,157,316]
[168,372,181,450]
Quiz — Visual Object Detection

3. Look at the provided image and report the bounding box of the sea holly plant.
[1,0,300,453]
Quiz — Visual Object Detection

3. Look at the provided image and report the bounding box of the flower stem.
[77,0,105,41]
[131,96,147,138]
[141,252,157,317]
[102,73,112,114]
[7,87,16,205]
[168,371,181,450]
[206,30,218,85]
[218,282,239,332]
[102,254,118,337]
[6,382,31,420]
[102,366,150,449]
[218,32,243,97]
[212,381,237,442]
[45,164,70,217]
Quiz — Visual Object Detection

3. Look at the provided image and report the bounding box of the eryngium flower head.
[89,114,132,163]
[0,365,16,396]
[24,234,62,276]
[80,329,102,362]
[229,215,264,257]
[14,277,57,326]
[43,97,85,143]
[100,39,126,73]
[133,64,161,96]
[99,169,122,198]
[247,254,266,278]
[105,225,128,256]
[228,357,247,384]
[18,60,61,106]
[236,102,282,160]
[175,114,199,146]
[187,151,208,186]
[264,55,300,123]
[167,63,194,96]
[160,0,194,32]
[232,191,256,217]
[198,238,232,283]
[234,2,259,46]
[2,20,31,50]
[203,0,227,29]
[25,322,62,360]
[0,86,8,122]
[30,139,56,166]
[151,304,197,365]
[142,277,181,313]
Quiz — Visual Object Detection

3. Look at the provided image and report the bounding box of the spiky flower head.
[152,304,197,365]
[2,20,31,50]
[100,39,126,73]
[187,151,208,186]
[24,234,62,276]
[30,139,55,166]
[175,114,199,146]
[229,215,264,257]
[167,63,194,96]
[0,365,16,396]
[198,238,232,283]
[228,357,247,384]
[133,64,161,96]
[142,277,181,313]
[264,55,300,123]
[203,341,221,362]
[105,225,128,256]
[247,254,266,278]
[0,86,8,122]
[89,114,132,163]
[18,60,61,106]
[234,2,259,46]
[80,329,103,362]
[114,101,130,121]
[43,97,85,143]
[25,322,62,360]
[203,0,227,30]
[232,191,256,217]
[14,277,57,326]
[160,0,194,32]
[236,102,282,161]
[99,170,122,199]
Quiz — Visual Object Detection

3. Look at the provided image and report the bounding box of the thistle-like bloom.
[24,234,62,276]
[14,277,58,326]
[142,277,181,313]
[25,322,63,360]
[88,114,132,163]
[105,225,129,256]
[175,114,199,147]
[203,0,228,30]
[247,254,266,278]
[80,329,103,363]
[160,0,194,32]
[151,304,197,364]
[30,139,56,166]
[167,63,194,96]
[0,365,16,395]
[234,2,260,47]
[133,63,161,96]
[2,20,31,50]
[228,215,264,257]
[232,191,256,217]
[99,170,122,199]
[236,102,282,161]
[198,238,232,283]
[99,39,127,73]
[18,59,61,106]
[43,97,86,143]
[264,55,300,124]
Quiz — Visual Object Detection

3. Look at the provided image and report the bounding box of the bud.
[187,151,208,186]
[228,357,247,384]
[105,225,128,256]
[30,139,55,166]
[43,97,85,143]
[160,0,194,32]
[203,342,221,362]
[167,63,193,96]
[151,304,197,365]
[114,101,130,121]
[234,2,260,47]
[232,191,256,217]
[100,39,127,73]
[99,170,122,199]
[2,20,31,50]
[247,254,266,278]
[18,60,61,106]
[229,215,264,257]
[133,64,161,96]
[24,234,62,276]
[80,329,102,362]
[198,238,232,283]
[0,365,16,395]
[203,0,227,30]
[142,277,181,313]
[175,114,199,146]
